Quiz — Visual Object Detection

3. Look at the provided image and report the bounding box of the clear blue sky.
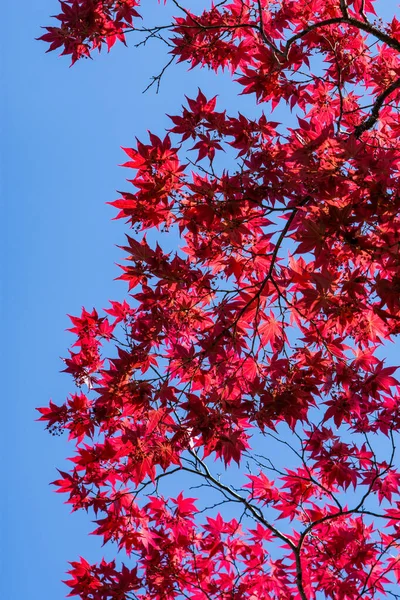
[2,1,399,599]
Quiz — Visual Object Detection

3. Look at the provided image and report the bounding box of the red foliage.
[39,0,400,598]
[38,0,140,64]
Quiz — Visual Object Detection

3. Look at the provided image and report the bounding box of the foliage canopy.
[39,1,400,598]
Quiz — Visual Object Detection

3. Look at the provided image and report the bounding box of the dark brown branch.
[285,16,400,56]
[354,77,400,137]
[142,55,176,93]
[359,0,369,22]
[339,0,349,19]
[255,0,283,58]
[285,18,344,55]
[294,550,308,600]
[231,196,310,326]
[182,452,309,600]
[182,462,294,546]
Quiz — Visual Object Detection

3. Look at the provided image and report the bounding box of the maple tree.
[37,0,400,598]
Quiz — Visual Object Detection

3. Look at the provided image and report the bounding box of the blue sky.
[2,1,400,599]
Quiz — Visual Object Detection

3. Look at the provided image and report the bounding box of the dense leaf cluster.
[39,1,400,598]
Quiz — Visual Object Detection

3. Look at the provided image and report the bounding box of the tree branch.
[354,77,400,137]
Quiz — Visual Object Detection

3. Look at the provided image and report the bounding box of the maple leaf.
[259,311,283,348]
[171,492,198,517]
[214,429,250,466]
[244,472,279,505]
